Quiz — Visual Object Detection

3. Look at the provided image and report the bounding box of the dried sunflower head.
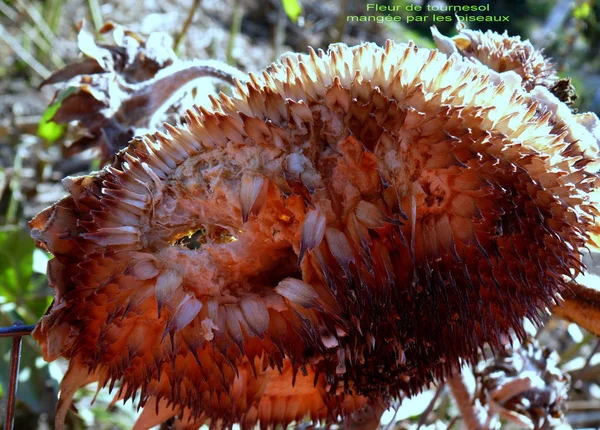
[431,25,558,92]
[30,28,600,428]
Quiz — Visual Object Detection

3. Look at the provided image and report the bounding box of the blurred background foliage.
[0,0,600,428]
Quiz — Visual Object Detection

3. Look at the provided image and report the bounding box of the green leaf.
[38,102,67,143]
[574,2,591,19]
[0,226,35,300]
[0,226,50,323]
[90,157,102,171]
[37,87,77,144]
[282,0,302,23]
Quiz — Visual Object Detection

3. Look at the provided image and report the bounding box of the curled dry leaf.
[30,26,600,429]
[475,338,570,429]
